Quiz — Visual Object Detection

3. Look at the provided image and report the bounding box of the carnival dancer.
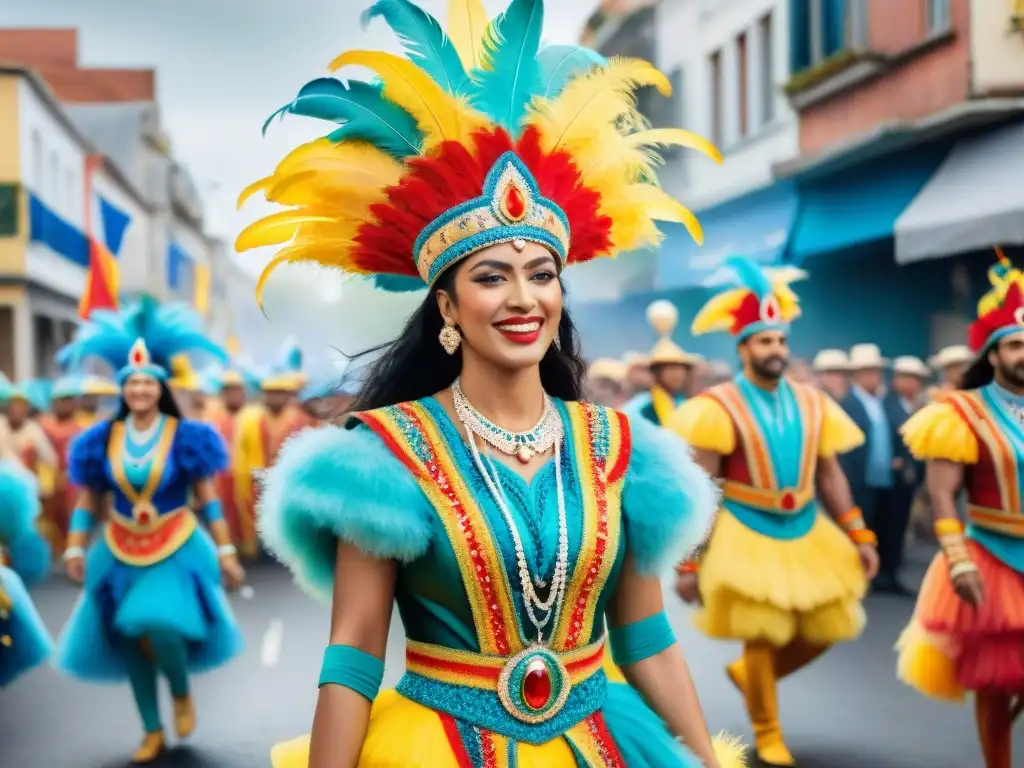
[76,375,120,428]
[37,375,85,558]
[0,459,53,687]
[897,249,1024,768]
[623,300,701,426]
[4,382,58,516]
[232,345,314,559]
[670,257,878,767]
[53,297,246,764]
[235,1,747,766]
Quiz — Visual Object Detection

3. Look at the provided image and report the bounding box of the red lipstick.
[493,315,545,345]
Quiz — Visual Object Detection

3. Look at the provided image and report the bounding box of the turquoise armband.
[69,508,94,535]
[609,611,676,667]
[200,499,224,524]
[319,644,385,702]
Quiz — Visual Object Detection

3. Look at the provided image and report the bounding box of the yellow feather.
[447,0,490,71]
[255,241,361,307]
[329,50,485,151]
[602,184,703,249]
[627,128,723,164]
[237,176,272,210]
[235,212,337,253]
[691,289,749,335]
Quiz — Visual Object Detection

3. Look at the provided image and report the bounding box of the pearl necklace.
[452,378,561,464]
[125,414,164,466]
[461,412,569,644]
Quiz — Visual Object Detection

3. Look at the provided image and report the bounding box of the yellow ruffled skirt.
[271,656,747,767]
[694,508,867,647]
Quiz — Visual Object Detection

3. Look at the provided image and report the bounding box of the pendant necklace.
[452,378,561,464]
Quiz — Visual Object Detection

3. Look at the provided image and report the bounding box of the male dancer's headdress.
[645,300,701,366]
[968,247,1024,353]
[57,296,226,384]
[260,339,305,392]
[236,0,720,299]
[691,257,807,341]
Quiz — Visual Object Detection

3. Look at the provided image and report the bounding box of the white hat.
[848,343,889,370]
[587,358,628,383]
[892,355,931,379]
[928,344,973,370]
[812,349,852,372]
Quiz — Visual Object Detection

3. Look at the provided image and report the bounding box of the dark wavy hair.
[348,265,587,414]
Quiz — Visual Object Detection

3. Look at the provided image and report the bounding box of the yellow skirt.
[271,656,747,768]
[694,508,867,647]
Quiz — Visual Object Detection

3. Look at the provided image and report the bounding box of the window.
[29,130,42,192]
[927,0,951,33]
[847,0,868,49]
[809,0,825,64]
[709,50,723,147]
[737,33,749,139]
[790,0,846,73]
[760,13,775,124]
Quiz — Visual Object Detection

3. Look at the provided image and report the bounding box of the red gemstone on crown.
[137,510,151,524]
[780,492,796,511]
[766,303,776,319]
[504,184,526,221]
[522,659,552,710]
[133,351,143,364]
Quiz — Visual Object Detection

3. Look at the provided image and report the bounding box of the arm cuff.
[609,611,676,667]
[200,499,224,524]
[318,644,385,702]
[68,507,94,534]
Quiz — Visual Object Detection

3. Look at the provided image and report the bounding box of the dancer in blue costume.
[0,459,54,687]
[238,2,744,766]
[53,297,246,764]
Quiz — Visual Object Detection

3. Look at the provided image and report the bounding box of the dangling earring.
[439,323,461,355]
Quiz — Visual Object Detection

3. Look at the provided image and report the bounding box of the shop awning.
[787,144,949,264]
[655,180,799,290]
[895,121,1024,264]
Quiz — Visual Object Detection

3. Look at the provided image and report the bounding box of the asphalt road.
[0,556,1015,768]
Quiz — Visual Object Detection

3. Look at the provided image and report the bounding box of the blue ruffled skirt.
[0,565,54,686]
[55,527,244,681]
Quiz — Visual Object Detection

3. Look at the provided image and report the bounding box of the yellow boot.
[742,643,795,767]
[728,638,829,694]
[132,731,165,764]
[174,695,196,739]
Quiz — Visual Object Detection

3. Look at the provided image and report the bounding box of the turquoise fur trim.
[414,151,570,284]
[257,424,433,601]
[621,415,718,575]
[319,644,385,701]
[201,499,224,525]
[69,508,94,535]
[0,460,40,544]
[396,668,607,745]
[609,612,676,666]
[737,320,790,342]
[603,681,706,766]
[116,363,167,384]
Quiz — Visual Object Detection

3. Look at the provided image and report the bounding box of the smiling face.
[437,241,563,372]
[123,373,162,415]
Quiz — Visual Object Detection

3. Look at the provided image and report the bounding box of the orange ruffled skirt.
[898,540,1024,699]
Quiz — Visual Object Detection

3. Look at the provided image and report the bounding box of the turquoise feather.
[469,0,544,131]
[361,0,469,95]
[373,274,424,292]
[265,78,423,160]
[723,255,773,298]
[537,45,607,99]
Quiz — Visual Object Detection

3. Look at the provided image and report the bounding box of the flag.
[79,157,132,319]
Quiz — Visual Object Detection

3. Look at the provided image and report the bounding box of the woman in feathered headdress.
[52,297,245,764]
[897,248,1024,767]
[0,459,54,688]
[670,256,876,766]
[240,2,744,767]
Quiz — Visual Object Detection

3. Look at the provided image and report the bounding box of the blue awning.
[655,180,799,290]
[787,144,950,264]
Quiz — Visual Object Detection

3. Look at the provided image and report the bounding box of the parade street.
[1,554,1015,768]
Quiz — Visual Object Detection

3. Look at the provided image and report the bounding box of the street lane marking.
[261,619,284,667]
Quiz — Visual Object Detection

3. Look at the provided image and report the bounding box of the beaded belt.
[722,480,814,515]
[403,638,606,727]
[104,507,196,567]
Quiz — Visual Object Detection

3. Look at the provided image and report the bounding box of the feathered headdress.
[691,257,807,341]
[51,375,84,400]
[236,0,721,301]
[968,247,1024,353]
[57,296,226,384]
[260,338,306,392]
[8,381,50,412]
[645,300,701,366]
[79,375,121,398]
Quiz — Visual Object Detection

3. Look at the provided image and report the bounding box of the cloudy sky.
[7,0,597,246]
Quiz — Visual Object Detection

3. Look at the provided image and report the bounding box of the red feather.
[968,283,1024,351]
[730,293,762,335]
[351,126,613,279]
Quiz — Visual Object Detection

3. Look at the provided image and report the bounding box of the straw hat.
[892,355,931,379]
[848,343,889,370]
[588,358,628,383]
[812,349,852,372]
[928,344,973,370]
[646,300,701,366]
[621,350,650,369]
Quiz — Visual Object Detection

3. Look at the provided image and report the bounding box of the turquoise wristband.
[609,611,676,666]
[201,499,224,524]
[319,644,385,702]
[69,508,93,534]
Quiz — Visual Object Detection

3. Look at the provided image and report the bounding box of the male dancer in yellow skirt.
[670,257,879,766]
